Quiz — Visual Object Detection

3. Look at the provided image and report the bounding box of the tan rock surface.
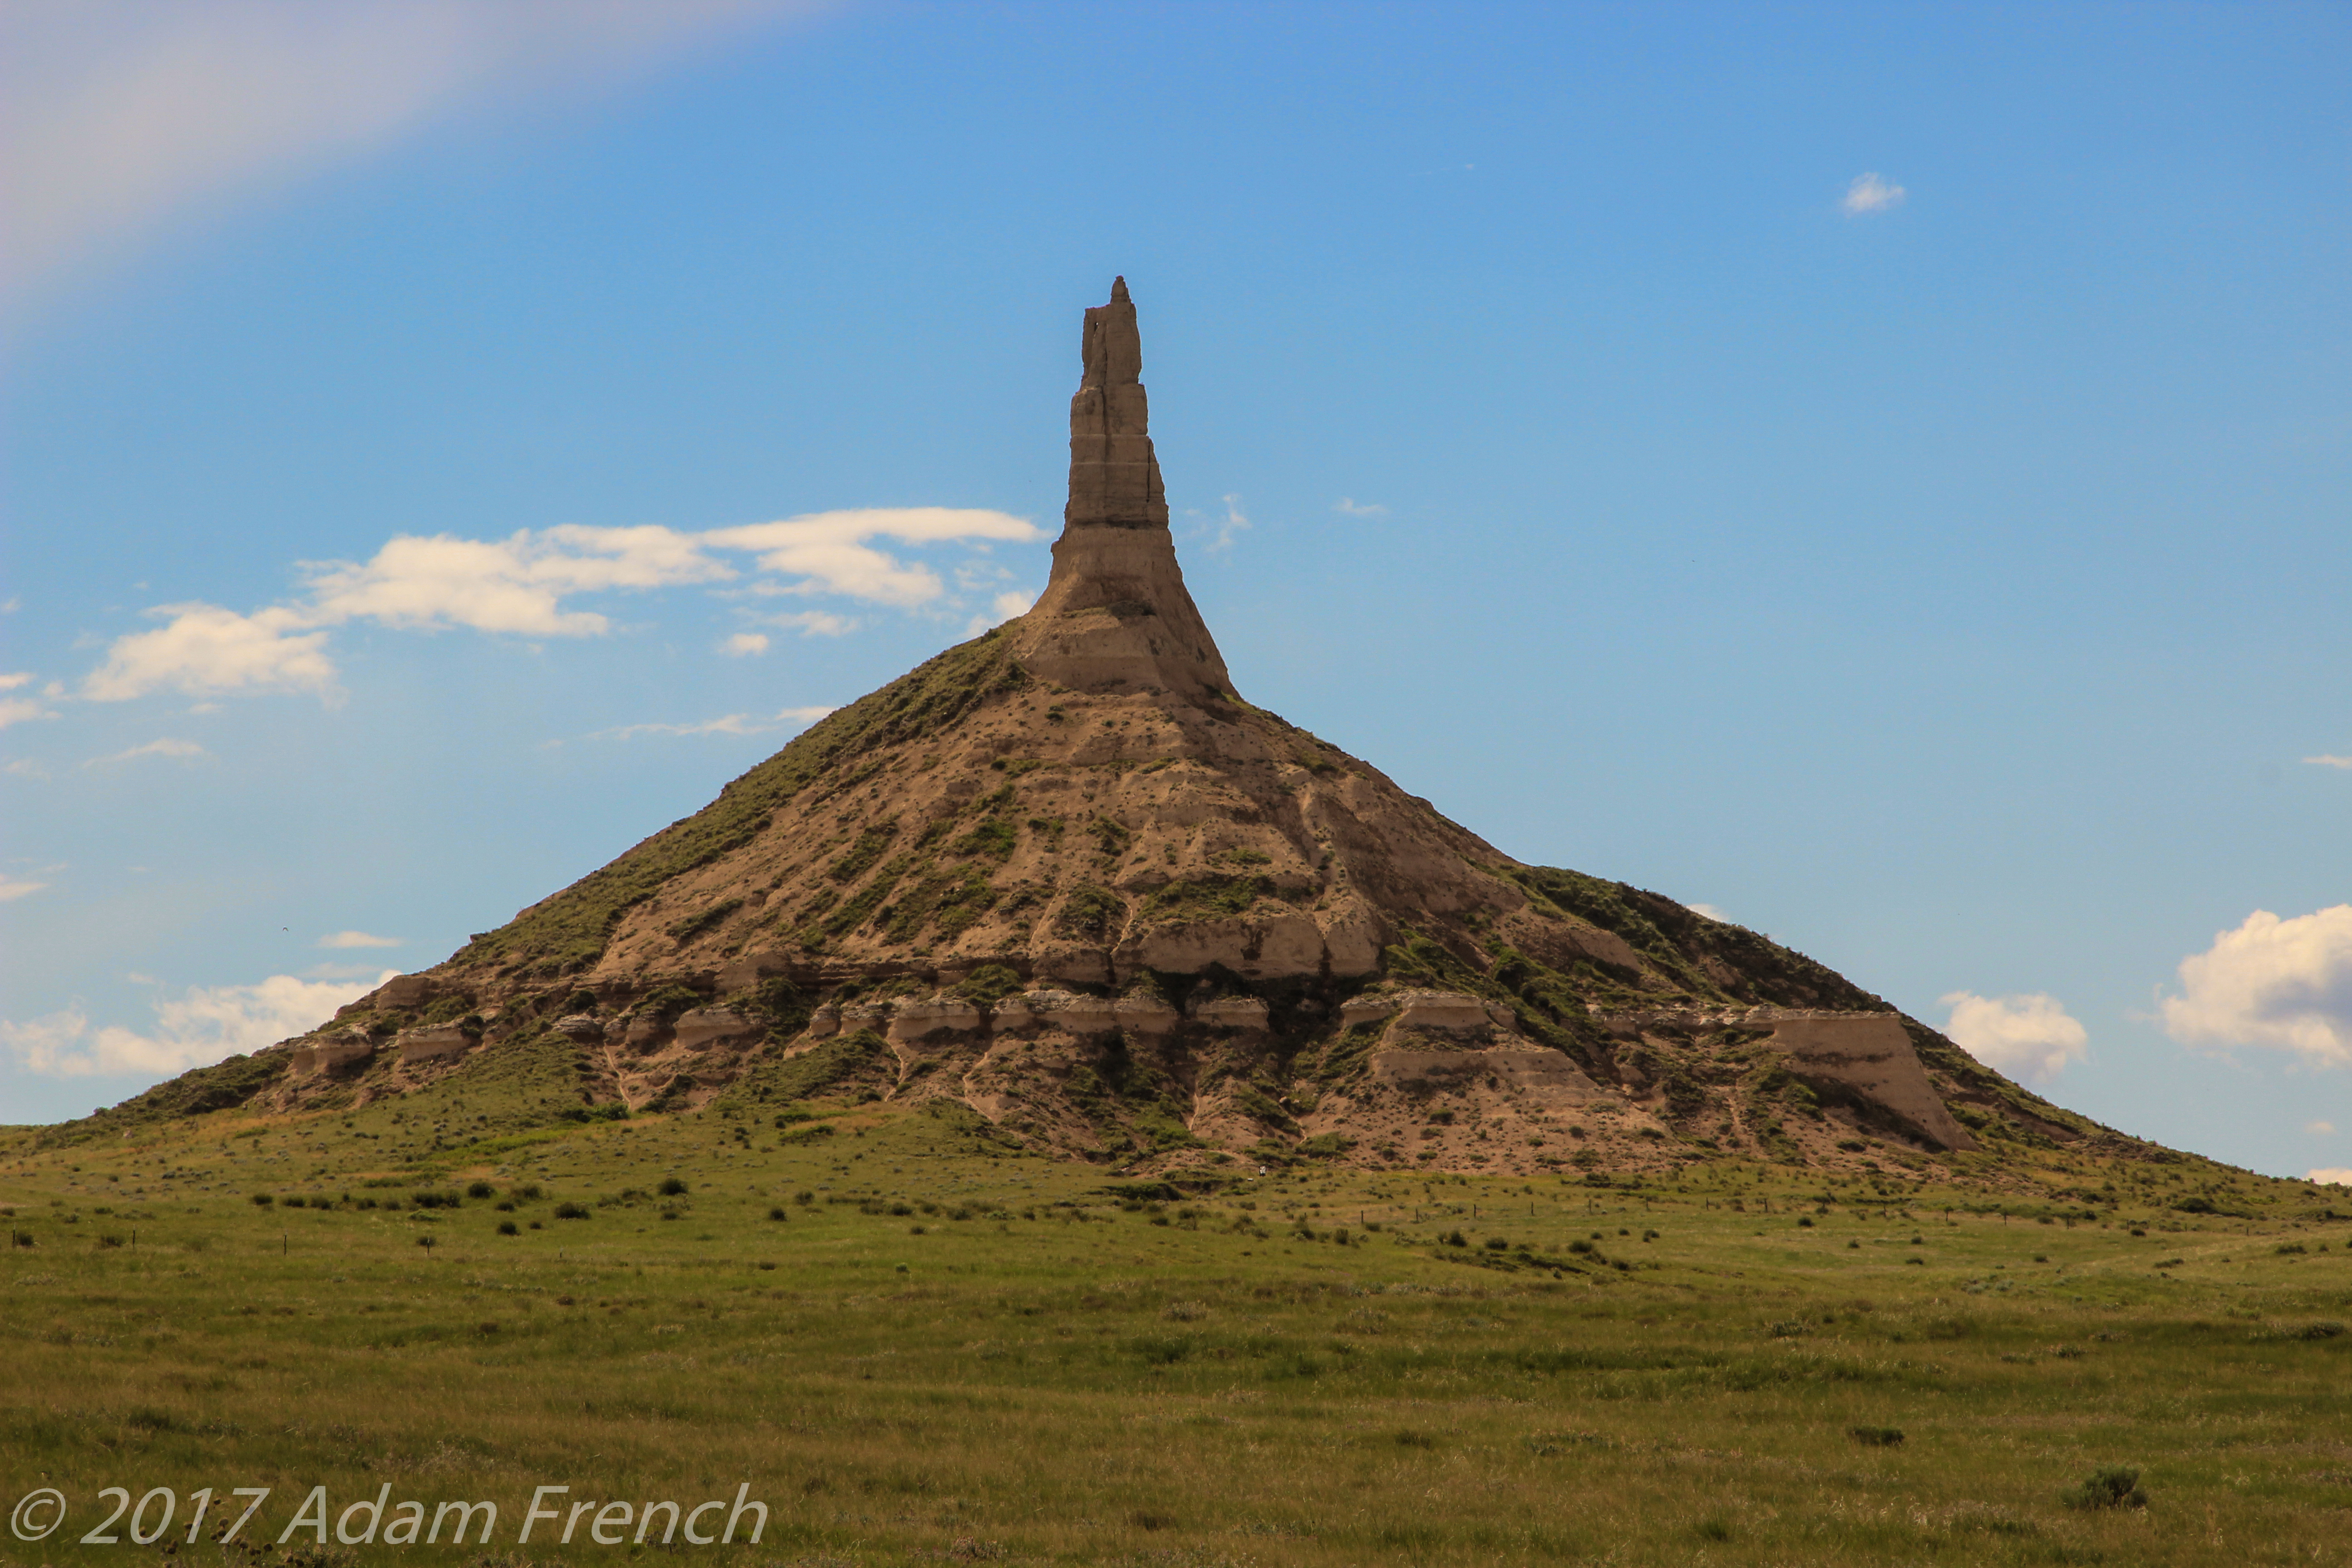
[253,278,2015,1180]
[1758,1012,1978,1152]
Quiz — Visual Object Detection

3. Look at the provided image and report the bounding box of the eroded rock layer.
[100,280,2137,1182]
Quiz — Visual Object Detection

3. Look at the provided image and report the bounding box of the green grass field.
[5,1093,2349,1568]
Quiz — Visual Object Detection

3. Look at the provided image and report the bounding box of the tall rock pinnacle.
[1009,278,1233,700]
[206,274,2005,1178]
[1064,276,1168,529]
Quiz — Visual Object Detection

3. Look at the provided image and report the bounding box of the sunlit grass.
[3,1098,2347,1566]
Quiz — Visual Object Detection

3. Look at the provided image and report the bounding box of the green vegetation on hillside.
[449,628,1029,979]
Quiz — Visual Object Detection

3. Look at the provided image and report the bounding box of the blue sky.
[3,1,2348,1173]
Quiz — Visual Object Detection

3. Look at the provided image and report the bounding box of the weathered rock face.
[1755,1012,1977,1152]
[1012,278,1232,701]
[396,1025,473,1064]
[289,1034,373,1076]
[1065,277,1166,531]
[240,279,2042,1175]
[671,1007,761,1053]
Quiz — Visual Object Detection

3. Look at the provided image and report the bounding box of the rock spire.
[126,274,2031,1181]
[1009,277,1232,700]
[1064,276,1168,529]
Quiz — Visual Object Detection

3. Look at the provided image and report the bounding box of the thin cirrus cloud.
[0,969,395,1078]
[81,509,1042,703]
[1940,990,2089,1084]
[85,737,208,767]
[0,695,56,730]
[2161,906,2352,1068]
[962,589,1036,638]
[0,872,50,902]
[0,671,57,730]
[1841,172,1906,214]
[317,930,402,949]
[766,610,858,637]
[594,705,837,742]
[0,0,837,299]
[1333,498,1388,517]
[2305,755,2352,770]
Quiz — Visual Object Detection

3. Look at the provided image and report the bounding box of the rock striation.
[1064,277,1166,531]
[136,278,2140,1181]
[1011,279,1232,701]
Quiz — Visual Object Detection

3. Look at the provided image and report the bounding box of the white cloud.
[84,602,334,701]
[0,672,32,691]
[595,704,835,740]
[965,588,1036,637]
[318,930,402,949]
[1685,902,1732,923]
[2,969,393,1078]
[1940,990,2089,1084]
[0,694,58,729]
[2306,755,2352,770]
[86,737,208,767]
[3,760,52,780]
[83,509,1039,702]
[2161,906,2352,1068]
[0,872,50,902]
[721,632,770,657]
[764,610,858,637]
[706,507,1040,605]
[2308,1121,2336,1137]
[0,0,833,298]
[2309,1168,2352,1187]
[1841,172,1906,215]
[1333,497,1388,518]
[1200,494,1250,553]
[303,524,727,634]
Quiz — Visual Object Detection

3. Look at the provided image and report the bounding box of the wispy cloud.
[721,632,770,657]
[705,508,1039,605]
[2162,905,2352,1068]
[2,969,394,1078]
[83,509,1041,702]
[318,930,402,949]
[764,610,858,637]
[595,704,835,741]
[2308,1120,2336,1137]
[1841,172,1906,215]
[86,737,208,767]
[1204,495,1251,553]
[0,695,57,729]
[83,603,335,702]
[1,0,836,299]
[2305,755,2352,770]
[1941,990,2088,1084]
[0,872,50,902]
[964,589,1035,637]
[1333,497,1388,518]
[1684,902,1732,923]
[0,675,58,730]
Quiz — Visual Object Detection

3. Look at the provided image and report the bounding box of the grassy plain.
[5,1092,2349,1568]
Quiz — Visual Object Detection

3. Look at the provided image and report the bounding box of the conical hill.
[75,282,2187,1187]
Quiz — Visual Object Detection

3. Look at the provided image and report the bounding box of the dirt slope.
[68,282,2171,1187]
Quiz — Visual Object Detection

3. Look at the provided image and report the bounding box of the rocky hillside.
[62,281,2175,1188]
